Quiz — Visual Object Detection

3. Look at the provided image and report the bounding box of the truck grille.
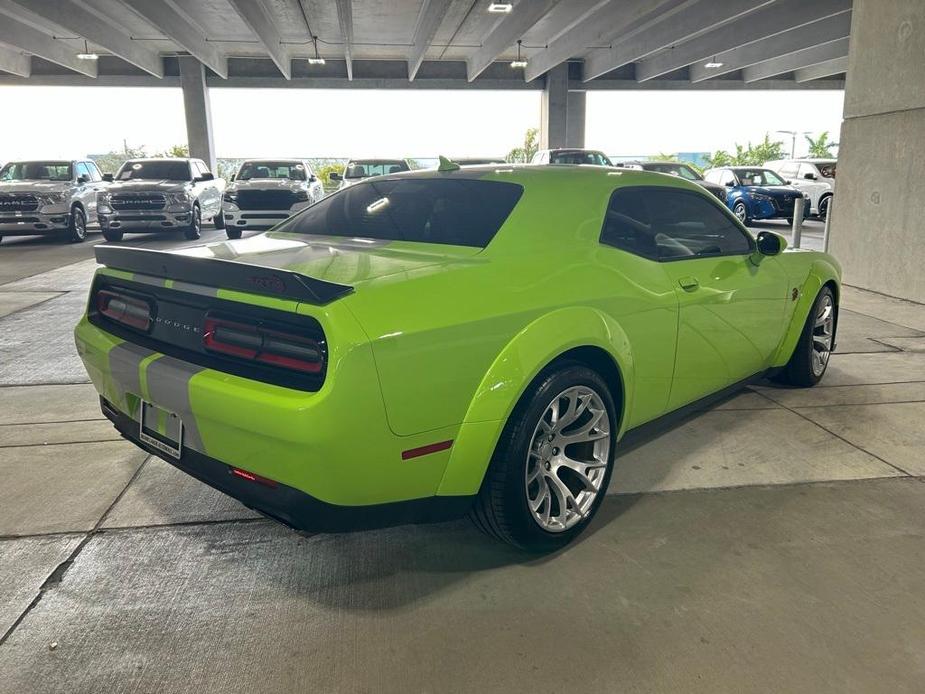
[235,190,297,210]
[0,194,39,212]
[111,193,167,211]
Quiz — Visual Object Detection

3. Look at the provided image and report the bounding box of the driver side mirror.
[229,174,235,182]
[329,171,342,181]
[102,173,113,182]
[77,174,90,184]
[803,172,817,180]
[724,180,734,187]
[309,174,317,182]
[756,231,784,256]
[195,172,214,182]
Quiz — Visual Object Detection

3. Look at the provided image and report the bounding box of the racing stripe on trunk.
[108,342,158,416]
[144,356,207,453]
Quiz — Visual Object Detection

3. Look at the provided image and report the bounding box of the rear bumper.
[102,398,472,532]
[0,212,69,234]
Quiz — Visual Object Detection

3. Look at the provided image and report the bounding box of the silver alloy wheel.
[734,202,747,223]
[812,294,835,376]
[73,209,86,239]
[525,385,612,533]
[819,196,830,219]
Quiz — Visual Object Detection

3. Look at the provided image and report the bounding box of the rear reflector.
[203,315,324,374]
[230,467,278,488]
[401,440,453,460]
[96,289,153,331]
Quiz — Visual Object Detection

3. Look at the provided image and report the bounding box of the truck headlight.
[166,192,191,205]
[38,192,66,205]
[752,193,773,203]
[292,189,309,202]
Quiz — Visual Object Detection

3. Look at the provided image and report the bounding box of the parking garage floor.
[1,221,923,693]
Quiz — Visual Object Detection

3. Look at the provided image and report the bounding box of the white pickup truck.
[0,159,108,243]
[221,159,325,239]
[97,158,225,241]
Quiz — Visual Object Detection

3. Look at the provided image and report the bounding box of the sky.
[0,85,845,161]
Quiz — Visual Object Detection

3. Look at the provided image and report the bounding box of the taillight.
[96,289,153,331]
[203,315,324,374]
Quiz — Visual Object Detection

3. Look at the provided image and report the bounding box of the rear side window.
[601,187,753,261]
[276,178,523,248]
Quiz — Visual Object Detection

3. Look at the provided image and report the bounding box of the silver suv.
[97,158,225,241]
[0,159,108,244]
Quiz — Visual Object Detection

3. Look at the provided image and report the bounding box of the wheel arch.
[435,306,633,497]
[771,258,841,367]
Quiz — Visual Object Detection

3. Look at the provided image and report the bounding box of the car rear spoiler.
[94,246,353,305]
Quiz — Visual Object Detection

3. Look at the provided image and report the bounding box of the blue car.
[703,166,811,225]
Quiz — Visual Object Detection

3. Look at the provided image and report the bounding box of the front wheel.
[101,229,123,242]
[733,201,749,224]
[776,286,837,387]
[470,363,617,552]
[212,210,225,230]
[67,207,87,243]
[818,195,831,220]
[226,227,242,240]
[183,205,202,240]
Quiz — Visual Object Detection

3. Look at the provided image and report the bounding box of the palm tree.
[805,132,837,158]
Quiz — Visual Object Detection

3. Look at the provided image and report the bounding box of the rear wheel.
[67,207,87,243]
[470,363,617,552]
[733,201,749,224]
[226,227,242,240]
[776,286,836,387]
[183,205,202,241]
[102,229,123,242]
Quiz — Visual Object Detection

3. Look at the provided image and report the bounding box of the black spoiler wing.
[95,246,353,305]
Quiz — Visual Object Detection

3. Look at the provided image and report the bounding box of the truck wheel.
[818,195,831,220]
[213,210,225,230]
[470,362,617,552]
[67,207,87,243]
[102,229,123,242]
[183,205,202,241]
[775,286,837,387]
[226,227,242,240]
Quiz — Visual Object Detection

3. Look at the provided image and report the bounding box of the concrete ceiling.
[0,0,851,88]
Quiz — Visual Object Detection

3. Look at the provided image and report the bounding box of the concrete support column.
[178,56,216,171]
[540,63,569,149]
[566,90,586,148]
[829,0,925,302]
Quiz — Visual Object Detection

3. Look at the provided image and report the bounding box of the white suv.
[764,159,835,219]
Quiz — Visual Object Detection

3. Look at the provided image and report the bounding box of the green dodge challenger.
[75,164,840,551]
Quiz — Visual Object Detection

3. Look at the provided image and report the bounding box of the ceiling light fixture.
[510,40,527,68]
[488,3,514,13]
[704,56,723,69]
[76,39,98,61]
[308,35,326,65]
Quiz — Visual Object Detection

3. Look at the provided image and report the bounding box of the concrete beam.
[689,12,851,83]
[525,0,688,83]
[794,55,848,83]
[540,62,568,149]
[225,0,290,79]
[408,0,453,81]
[635,0,850,81]
[743,38,849,83]
[334,0,354,81]
[583,0,774,82]
[120,0,227,78]
[468,0,561,82]
[0,44,29,77]
[6,0,163,78]
[0,10,96,77]
[179,56,216,171]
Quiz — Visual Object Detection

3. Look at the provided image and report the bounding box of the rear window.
[275,178,523,248]
[344,160,410,179]
[117,160,191,181]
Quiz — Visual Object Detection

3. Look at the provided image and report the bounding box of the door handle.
[678,276,699,291]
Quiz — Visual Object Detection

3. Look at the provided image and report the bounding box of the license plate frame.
[139,401,184,460]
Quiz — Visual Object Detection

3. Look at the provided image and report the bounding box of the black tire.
[786,217,794,226]
[226,227,243,240]
[775,286,837,387]
[470,362,618,552]
[183,205,202,241]
[67,206,87,243]
[818,195,831,220]
[102,229,123,242]
[733,201,749,225]
[213,210,225,230]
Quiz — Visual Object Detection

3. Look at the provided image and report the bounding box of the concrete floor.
[1,221,923,693]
